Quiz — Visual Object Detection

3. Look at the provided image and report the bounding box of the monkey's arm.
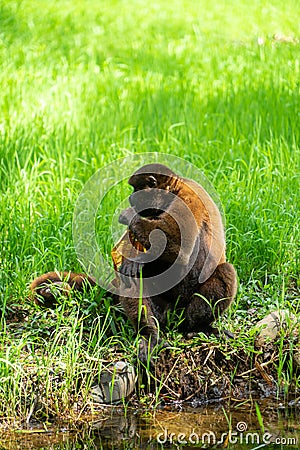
[119,293,157,337]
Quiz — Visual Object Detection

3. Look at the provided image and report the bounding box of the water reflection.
[1,402,299,449]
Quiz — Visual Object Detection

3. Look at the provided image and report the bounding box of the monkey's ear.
[147,175,157,188]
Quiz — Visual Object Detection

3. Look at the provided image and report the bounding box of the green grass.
[0,0,299,425]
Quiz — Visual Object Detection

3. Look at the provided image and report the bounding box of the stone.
[90,361,136,404]
[254,310,297,347]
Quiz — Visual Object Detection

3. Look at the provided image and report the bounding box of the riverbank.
[1,281,299,429]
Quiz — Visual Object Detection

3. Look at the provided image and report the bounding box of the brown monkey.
[117,164,237,364]
[30,163,236,366]
[30,271,96,308]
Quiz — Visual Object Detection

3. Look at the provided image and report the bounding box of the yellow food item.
[111,230,146,271]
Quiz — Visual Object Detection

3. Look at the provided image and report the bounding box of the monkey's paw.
[118,260,144,288]
[185,326,235,340]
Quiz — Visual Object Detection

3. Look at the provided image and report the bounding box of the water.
[1,401,299,449]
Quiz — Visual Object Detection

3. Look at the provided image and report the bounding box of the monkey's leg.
[119,295,158,337]
[181,262,237,333]
[119,294,167,365]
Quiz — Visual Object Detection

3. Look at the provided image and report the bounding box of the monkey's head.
[128,164,178,218]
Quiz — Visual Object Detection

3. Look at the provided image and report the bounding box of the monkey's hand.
[138,336,169,367]
[118,258,144,288]
[119,207,136,226]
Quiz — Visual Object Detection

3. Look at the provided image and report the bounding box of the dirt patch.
[135,335,299,405]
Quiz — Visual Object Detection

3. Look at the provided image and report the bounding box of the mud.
[138,335,299,404]
[3,312,299,424]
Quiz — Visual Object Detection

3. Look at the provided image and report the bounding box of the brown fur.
[117,164,237,363]
[30,164,237,365]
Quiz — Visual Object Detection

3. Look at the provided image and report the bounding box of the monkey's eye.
[147,175,157,188]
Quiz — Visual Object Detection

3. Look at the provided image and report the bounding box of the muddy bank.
[87,333,300,415]
[149,337,294,403]
[2,302,299,428]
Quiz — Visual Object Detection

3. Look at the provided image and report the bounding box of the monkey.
[117,163,237,364]
[30,163,237,366]
[30,271,96,308]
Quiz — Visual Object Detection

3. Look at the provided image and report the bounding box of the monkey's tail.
[29,271,96,308]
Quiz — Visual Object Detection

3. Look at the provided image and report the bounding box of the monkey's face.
[128,171,175,218]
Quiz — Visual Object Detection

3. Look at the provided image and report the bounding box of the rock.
[254,310,297,347]
[90,361,136,404]
[254,310,300,372]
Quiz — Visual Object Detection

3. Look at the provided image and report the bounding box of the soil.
[151,340,279,403]
[2,303,300,427]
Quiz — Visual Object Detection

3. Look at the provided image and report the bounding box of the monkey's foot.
[138,336,169,367]
[185,326,234,340]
